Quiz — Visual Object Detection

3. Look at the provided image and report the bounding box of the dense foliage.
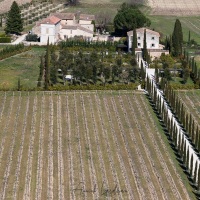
[37,44,140,89]
[26,34,38,42]
[113,3,151,36]
[172,19,183,57]
[5,1,23,35]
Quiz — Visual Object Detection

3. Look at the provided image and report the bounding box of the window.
[138,37,140,40]
[64,35,67,39]
[138,43,141,47]
[46,28,49,34]
[151,43,155,47]
[152,36,155,40]
[131,36,133,42]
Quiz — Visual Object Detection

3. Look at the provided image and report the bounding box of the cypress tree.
[172,19,183,57]
[188,30,190,46]
[186,146,189,169]
[195,127,199,150]
[198,130,200,152]
[132,27,137,57]
[185,113,189,133]
[181,136,184,159]
[194,161,198,184]
[17,77,21,91]
[182,105,185,126]
[142,29,150,63]
[37,56,44,87]
[190,154,193,177]
[178,132,181,154]
[5,1,23,35]
[44,38,50,90]
[198,165,200,190]
[183,142,186,165]
[191,120,195,143]
[189,114,192,138]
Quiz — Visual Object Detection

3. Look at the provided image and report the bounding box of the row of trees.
[0,43,29,60]
[146,77,200,192]
[38,40,140,89]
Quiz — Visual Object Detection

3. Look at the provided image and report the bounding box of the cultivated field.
[0,0,31,14]
[147,0,200,16]
[177,90,200,126]
[0,91,194,199]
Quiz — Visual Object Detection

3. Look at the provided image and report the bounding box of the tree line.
[146,76,200,194]
[37,39,140,89]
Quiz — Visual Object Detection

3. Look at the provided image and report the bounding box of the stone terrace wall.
[0,0,31,14]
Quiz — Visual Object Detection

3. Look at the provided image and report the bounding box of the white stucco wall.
[128,31,160,51]
[80,24,94,32]
[60,28,93,40]
[40,22,61,44]
[79,19,92,25]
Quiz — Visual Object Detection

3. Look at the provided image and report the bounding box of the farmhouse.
[34,12,95,44]
[127,28,169,59]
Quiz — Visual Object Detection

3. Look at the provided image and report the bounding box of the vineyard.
[0,91,194,199]
[177,90,200,126]
[147,0,200,16]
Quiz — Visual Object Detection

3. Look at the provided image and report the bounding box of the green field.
[0,47,45,90]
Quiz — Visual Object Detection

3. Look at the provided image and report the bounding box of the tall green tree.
[5,1,23,35]
[132,27,137,56]
[142,29,150,63]
[44,38,50,90]
[37,56,44,87]
[113,3,151,36]
[172,19,183,57]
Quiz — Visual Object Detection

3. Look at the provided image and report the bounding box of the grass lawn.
[148,15,200,44]
[169,77,194,86]
[0,47,45,90]
[194,55,200,69]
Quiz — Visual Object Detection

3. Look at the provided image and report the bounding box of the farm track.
[0,91,194,199]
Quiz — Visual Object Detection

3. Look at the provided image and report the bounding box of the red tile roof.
[127,28,160,37]
[79,14,95,21]
[51,13,76,20]
[41,16,61,25]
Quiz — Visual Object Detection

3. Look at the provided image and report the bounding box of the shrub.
[26,34,38,42]
[0,37,11,43]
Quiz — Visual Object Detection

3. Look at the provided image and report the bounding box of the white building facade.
[127,28,169,60]
[127,28,160,51]
[37,13,95,44]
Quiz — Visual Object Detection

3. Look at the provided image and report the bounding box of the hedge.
[0,37,11,43]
